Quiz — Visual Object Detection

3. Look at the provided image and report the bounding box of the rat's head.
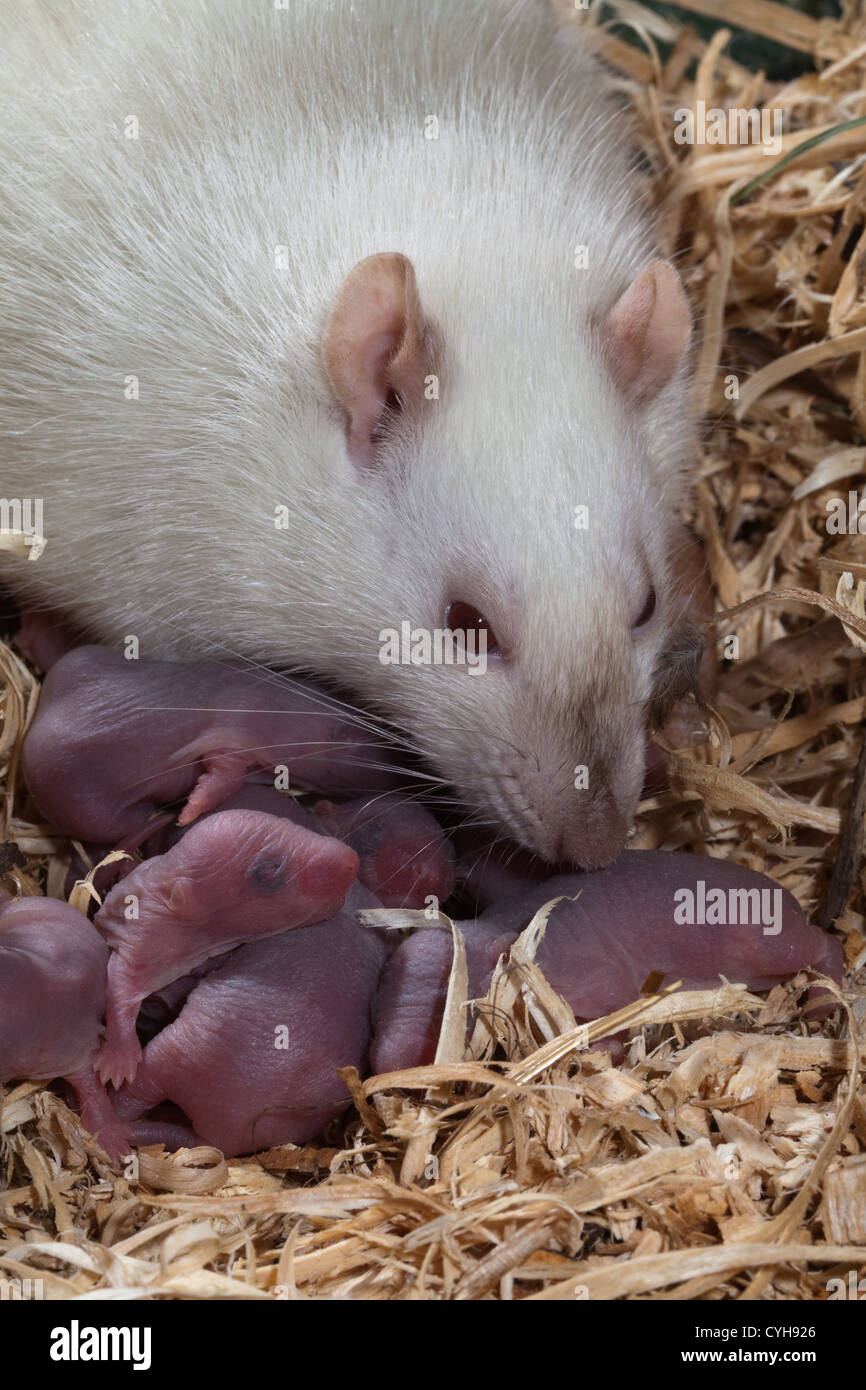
[322,253,697,869]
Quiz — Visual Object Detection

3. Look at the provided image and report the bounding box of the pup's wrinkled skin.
[93,807,359,1087]
[313,792,455,908]
[114,888,388,1157]
[0,891,128,1162]
[372,852,843,1070]
[22,645,396,844]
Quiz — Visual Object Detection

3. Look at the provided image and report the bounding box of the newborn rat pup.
[510,856,842,1014]
[2,0,699,869]
[71,780,455,915]
[313,793,455,908]
[0,891,128,1162]
[93,808,359,1087]
[22,645,396,844]
[113,889,388,1157]
[178,784,456,911]
[371,853,843,1070]
[371,918,513,1075]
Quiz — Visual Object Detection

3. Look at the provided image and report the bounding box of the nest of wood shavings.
[3,0,866,1301]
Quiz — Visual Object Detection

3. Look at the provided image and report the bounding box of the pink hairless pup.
[0,891,128,1163]
[93,807,359,1087]
[114,888,388,1157]
[313,792,455,908]
[22,644,398,845]
[372,852,843,1071]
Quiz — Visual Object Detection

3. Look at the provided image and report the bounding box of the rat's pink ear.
[601,260,691,405]
[322,252,426,469]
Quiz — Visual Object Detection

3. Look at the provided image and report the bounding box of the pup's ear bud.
[601,260,691,405]
[322,252,427,469]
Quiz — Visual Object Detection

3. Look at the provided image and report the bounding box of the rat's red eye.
[446,601,500,654]
[633,586,657,630]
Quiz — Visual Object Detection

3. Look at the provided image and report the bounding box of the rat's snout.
[552,794,631,871]
[531,780,632,870]
[469,719,646,872]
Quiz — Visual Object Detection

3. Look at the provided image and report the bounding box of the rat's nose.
[513,755,639,869]
[553,807,630,871]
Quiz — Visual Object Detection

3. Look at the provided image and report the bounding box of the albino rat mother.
[0,0,697,867]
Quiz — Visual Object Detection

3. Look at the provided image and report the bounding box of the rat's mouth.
[546,824,630,872]
[474,765,633,870]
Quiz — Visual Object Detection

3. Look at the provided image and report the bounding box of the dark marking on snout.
[246,854,287,894]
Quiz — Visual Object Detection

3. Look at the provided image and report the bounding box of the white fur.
[0,0,695,861]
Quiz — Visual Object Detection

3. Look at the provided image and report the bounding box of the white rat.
[0,0,699,867]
